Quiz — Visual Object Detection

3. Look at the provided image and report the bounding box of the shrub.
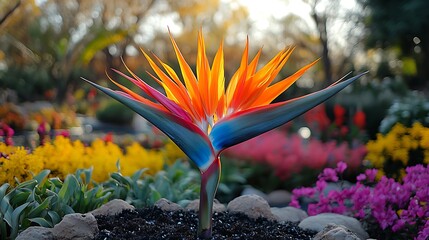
[96,100,135,125]
[329,77,410,139]
[0,66,53,102]
[0,104,26,131]
[379,91,429,134]
[297,103,368,144]
[28,105,80,130]
[0,169,112,239]
[0,161,200,239]
[104,161,199,208]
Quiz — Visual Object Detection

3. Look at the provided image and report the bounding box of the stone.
[90,199,135,217]
[298,213,369,240]
[185,199,226,212]
[241,186,268,199]
[266,190,292,207]
[16,226,54,240]
[52,213,98,240]
[227,194,276,221]
[271,206,308,223]
[155,198,183,211]
[313,223,360,240]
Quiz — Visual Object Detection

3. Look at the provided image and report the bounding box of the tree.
[358,0,429,89]
[277,0,364,84]
[0,0,21,27]
[0,0,159,102]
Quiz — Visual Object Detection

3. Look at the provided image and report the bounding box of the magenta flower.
[291,163,429,239]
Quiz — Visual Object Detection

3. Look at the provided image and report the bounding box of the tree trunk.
[312,12,333,83]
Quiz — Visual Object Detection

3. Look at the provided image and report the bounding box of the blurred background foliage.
[0,0,428,136]
[0,0,429,102]
[1,3,429,230]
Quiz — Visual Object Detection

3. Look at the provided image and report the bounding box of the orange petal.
[210,40,225,118]
[168,31,204,120]
[251,58,319,107]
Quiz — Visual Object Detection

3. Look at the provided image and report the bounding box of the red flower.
[103,132,114,143]
[333,104,346,126]
[57,130,70,138]
[304,104,330,131]
[37,122,49,146]
[0,123,14,146]
[353,109,366,130]
[87,88,97,101]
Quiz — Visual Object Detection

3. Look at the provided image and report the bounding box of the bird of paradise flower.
[84,31,365,238]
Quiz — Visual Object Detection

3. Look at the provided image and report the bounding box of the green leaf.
[110,173,131,186]
[9,192,31,207]
[80,29,129,64]
[10,202,30,239]
[0,198,11,218]
[33,170,50,185]
[131,169,147,182]
[47,211,61,225]
[49,178,64,189]
[60,204,74,215]
[58,175,79,203]
[28,196,52,218]
[149,190,161,205]
[0,198,13,226]
[0,218,8,240]
[14,180,37,190]
[82,167,93,185]
[0,184,10,201]
[29,217,53,228]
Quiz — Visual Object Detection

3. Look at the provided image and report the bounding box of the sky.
[236,0,312,29]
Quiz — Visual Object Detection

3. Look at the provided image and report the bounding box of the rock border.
[16,195,371,240]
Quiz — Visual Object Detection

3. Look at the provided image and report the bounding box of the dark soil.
[95,207,316,240]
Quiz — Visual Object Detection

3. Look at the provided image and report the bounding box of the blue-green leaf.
[33,170,51,185]
[28,196,53,218]
[58,175,79,203]
[0,184,9,201]
[28,217,53,228]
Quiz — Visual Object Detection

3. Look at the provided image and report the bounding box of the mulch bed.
[95,207,316,239]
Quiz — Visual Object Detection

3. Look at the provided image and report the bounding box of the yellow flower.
[1,136,174,184]
[121,142,164,176]
[0,145,44,185]
[162,141,187,165]
[365,122,429,180]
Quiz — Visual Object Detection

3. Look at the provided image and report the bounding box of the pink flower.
[336,161,347,174]
[320,168,338,182]
[290,163,429,239]
[416,220,429,240]
[356,173,366,182]
[365,169,378,182]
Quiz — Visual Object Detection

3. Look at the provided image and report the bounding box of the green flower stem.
[197,156,221,239]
